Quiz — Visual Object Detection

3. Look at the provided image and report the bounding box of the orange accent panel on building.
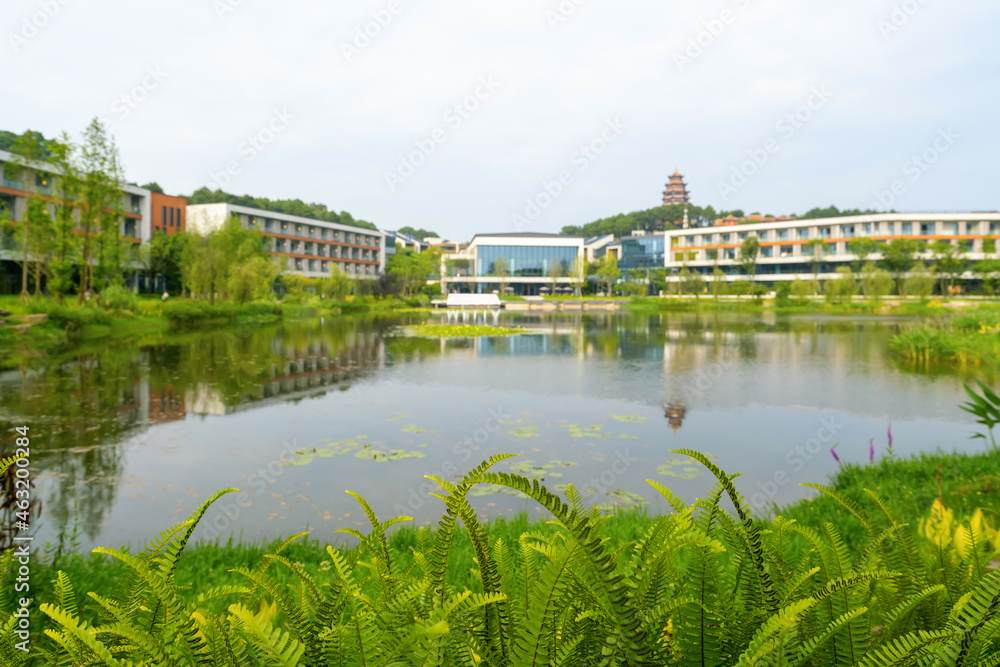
[150,192,187,237]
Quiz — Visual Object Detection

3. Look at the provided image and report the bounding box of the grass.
[890,305,1000,366]
[28,446,1000,625]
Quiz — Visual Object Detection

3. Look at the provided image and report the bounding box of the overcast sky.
[3,0,996,240]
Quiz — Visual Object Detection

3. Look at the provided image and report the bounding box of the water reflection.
[0,310,987,549]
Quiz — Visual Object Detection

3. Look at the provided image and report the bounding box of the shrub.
[98,284,140,313]
[162,300,282,328]
[27,300,113,333]
[5,452,1000,665]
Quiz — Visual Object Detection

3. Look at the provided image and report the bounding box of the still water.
[0,311,988,552]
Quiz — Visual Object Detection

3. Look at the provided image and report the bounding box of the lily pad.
[508,426,539,439]
[401,424,427,433]
[656,457,704,480]
[560,423,611,439]
[596,489,648,511]
[608,414,647,424]
[354,448,426,462]
[509,459,577,479]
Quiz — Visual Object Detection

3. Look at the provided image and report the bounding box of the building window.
[760,246,772,258]
[758,231,768,241]
[780,245,793,257]
[777,229,788,241]
[901,223,912,235]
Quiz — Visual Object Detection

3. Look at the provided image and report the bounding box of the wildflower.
[887,423,893,448]
[869,438,875,464]
[831,443,840,463]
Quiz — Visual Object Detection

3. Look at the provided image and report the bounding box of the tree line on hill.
[561,204,887,238]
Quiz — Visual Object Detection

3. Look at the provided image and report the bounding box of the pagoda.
[662,168,691,206]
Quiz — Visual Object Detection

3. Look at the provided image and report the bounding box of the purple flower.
[831,443,840,463]
[869,438,875,464]
[887,423,893,448]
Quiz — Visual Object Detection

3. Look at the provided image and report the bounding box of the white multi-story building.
[187,203,385,278]
[664,212,1000,283]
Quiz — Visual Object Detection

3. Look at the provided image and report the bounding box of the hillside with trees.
[186,187,377,230]
[563,203,890,237]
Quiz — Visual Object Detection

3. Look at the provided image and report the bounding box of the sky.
[2,0,996,241]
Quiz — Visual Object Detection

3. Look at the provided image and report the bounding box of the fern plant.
[3,450,1000,665]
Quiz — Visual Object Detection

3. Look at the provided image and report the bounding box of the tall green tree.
[880,238,920,296]
[803,239,827,292]
[47,134,81,301]
[547,256,565,295]
[847,237,878,272]
[6,132,50,301]
[491,256,510,296]
[76,118,123,302]
[738,236,760,288]
[386,246,441,297]
[597,252,619,296]
[932,240,965,299]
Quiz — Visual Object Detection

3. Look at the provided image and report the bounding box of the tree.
[140,181,164,193]
[803,239,827,292]
[47,134,81,301]
[974,259,1000,295]
[6,131,51,301]
[904,261,935,299]
[824,266,857,304]
[387,246,442,297]
[848,237,878,272]
[397,226,439,241]
[791,278,817,302]
[738,236,760,288]
[880,239,920,296]
[861,264,894,302]
[492,256,510,296]
[547,256,566,296]
[931,240,965,299]
[597,253,620,296]
[569,256,587,297]
[681,267,705,300]
[322,266,352,300]
[711,266,726,300]
[76,118,123,302]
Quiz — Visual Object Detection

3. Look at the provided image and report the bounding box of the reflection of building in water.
[664,402,687,434]
[148,386,185,425]
[187,337,385,416]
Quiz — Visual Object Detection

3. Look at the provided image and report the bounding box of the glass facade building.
[477,245,577,277]
[618,236,665,271]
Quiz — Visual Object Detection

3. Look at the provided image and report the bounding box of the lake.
[0,310,988,552]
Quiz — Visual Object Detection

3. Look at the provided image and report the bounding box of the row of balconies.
[673,221,1000,249]
[286,257,379,275]
[245,215,379,247]
[267,238,378,261]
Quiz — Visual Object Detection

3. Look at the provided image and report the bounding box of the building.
[606,230,666,272]
[441,233,613,296]
[664,212,1000,283]
[0,148,156,293]
[187,203,385,278]
[383,229,428,253]
[151,192,187,237]
[662,168,691,206]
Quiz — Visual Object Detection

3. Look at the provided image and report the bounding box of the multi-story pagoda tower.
[662,168,691,206]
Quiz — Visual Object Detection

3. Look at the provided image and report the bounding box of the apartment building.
[664,212,1000,283]
[186,203,385,278]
